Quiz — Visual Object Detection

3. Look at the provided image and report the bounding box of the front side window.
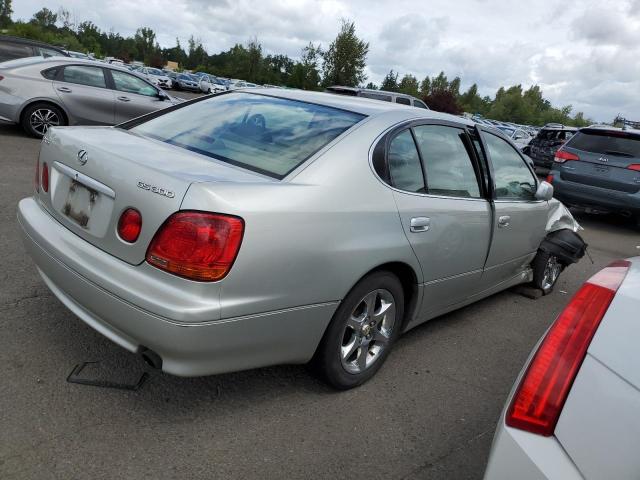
[111,70,157,97]
[62,65,106,88]
[484,133,536,200]
[131,92,365,179]
[387,130,425,193]
[413,100,428,109]
[413,125,481,198]
[395,97,411,105]
[38,47,62,58]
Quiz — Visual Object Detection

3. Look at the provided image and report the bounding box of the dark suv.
[0,35,69,63]
[548,126,640,227]
[526,123,577,170]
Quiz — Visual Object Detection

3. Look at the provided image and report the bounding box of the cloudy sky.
[13,0,640,121]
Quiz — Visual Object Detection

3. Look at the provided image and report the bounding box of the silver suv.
[326,85,430,109]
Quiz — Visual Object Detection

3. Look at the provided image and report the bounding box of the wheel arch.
[19,99,70,126]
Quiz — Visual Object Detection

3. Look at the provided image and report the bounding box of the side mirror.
[535,181,554,201]
[157,90,169,101]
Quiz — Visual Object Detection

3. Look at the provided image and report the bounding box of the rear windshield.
[537,129,575,141]
[568,130,640,158]
[131,92,365,178]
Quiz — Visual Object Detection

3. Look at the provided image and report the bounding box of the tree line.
[0,2,590,126]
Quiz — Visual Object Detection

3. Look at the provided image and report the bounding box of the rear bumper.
[551,172,640,215]
[17,197,337,376]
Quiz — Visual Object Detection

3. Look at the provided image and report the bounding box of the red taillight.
[546,174,553,184]
[506,260,630,436]
[146,211,244,282]
[0,75,4,81]
[627,164,640,171]
[41,162,49,193]
[35,157,40,192]
[553,149,579,163]
[117,208,142,243]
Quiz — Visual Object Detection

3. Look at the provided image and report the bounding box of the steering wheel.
[246,113,266,130]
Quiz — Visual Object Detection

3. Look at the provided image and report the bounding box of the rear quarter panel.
[181,112,424,319]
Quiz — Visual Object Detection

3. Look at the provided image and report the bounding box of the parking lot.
[1,95,639,479]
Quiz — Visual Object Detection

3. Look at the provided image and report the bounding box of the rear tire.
[311,271,404,390]
[532,250,564,295]
[21,102,66,139]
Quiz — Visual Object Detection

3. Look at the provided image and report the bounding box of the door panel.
[54,65,115,125]
[480,130,548,286]
[109,69,166,123]
[395,194,492,315]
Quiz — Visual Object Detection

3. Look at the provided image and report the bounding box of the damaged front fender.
[541,199,587,265]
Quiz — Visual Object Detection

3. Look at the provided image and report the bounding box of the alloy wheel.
[542,254,562,291]
[340,289,396,374]
[29,108,60,135]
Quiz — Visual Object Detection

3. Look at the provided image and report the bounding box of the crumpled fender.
[546,198,582,233]
[541,199,587,265]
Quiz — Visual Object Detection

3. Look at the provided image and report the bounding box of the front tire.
[311,271,404,390]
[21,103,66,138]
[532,251,564,295]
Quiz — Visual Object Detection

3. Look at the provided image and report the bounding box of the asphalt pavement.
[1,105,638,479]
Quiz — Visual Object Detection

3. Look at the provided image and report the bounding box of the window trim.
[56,64,110,90]
[105,68,159,98]
[477,126,541,203]
[371,119,489,201]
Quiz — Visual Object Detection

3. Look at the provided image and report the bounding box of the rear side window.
[395,97,411,105]
[62,65,106,88]
[413,125,480,198]
[131,92,365,179]
[568,130,640,158]
[387,130,425,193]
[41,68,59,80]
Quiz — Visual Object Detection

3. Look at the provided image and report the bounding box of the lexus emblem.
[77,149,88,165]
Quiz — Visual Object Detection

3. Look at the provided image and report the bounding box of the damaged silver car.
[17,90,585,389]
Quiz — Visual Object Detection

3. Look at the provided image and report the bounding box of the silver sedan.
[484,257,640,479]
[0,57,181,138]
[18,89,585,389]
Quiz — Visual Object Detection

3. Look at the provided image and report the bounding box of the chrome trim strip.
[53,161,116,198]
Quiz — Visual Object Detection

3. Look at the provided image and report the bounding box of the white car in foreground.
[484,257,640,479]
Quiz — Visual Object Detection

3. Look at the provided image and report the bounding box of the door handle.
[498,215,511,228]
[57,87,72,93]
[410,217,430,232]
[117,96,131,102]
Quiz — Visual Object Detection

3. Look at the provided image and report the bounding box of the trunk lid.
[560,129,640,193]
[37,126,273,265]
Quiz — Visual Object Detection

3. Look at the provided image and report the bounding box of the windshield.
[178,74,191,80]
[131,93,365,178]
[568,130,640,157]
[148,68,164,75]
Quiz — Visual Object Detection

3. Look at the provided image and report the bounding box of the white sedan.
[484,257,640,479]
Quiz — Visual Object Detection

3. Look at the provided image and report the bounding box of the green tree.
[364,82,378,89]
[0,0,13,29]
[289,42,321,89]
[419,76,431,97]
[398,74,419,97]
[380,70,398,91]
[321,19,369,87]
[31,8,57,29]
[134,27,159,64]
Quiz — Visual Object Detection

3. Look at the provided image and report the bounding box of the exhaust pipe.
[140,347,163,370]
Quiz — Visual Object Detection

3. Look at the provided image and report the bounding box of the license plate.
[593,165,610,176]
[62,180,98,228]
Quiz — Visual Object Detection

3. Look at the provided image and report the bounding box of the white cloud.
[12,0,640,121]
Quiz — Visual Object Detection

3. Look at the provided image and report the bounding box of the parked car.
[326,85,430,109]
[497,126,532,150]
[138,67,172,89]
[199,74,227,94]
[0,57,180,138]
[485,258,639,479]
[0,35,69,63]
[65,50,91,60]
[527,124,577,169]
[18,89,585,389]
[227,79,248,90]
[174,73,201,91]
[547,125,640,228]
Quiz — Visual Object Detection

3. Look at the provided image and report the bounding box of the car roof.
[326,85,418,100]
[242,88,474,124]
[580,125,640,136]
[0,34,69,53]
